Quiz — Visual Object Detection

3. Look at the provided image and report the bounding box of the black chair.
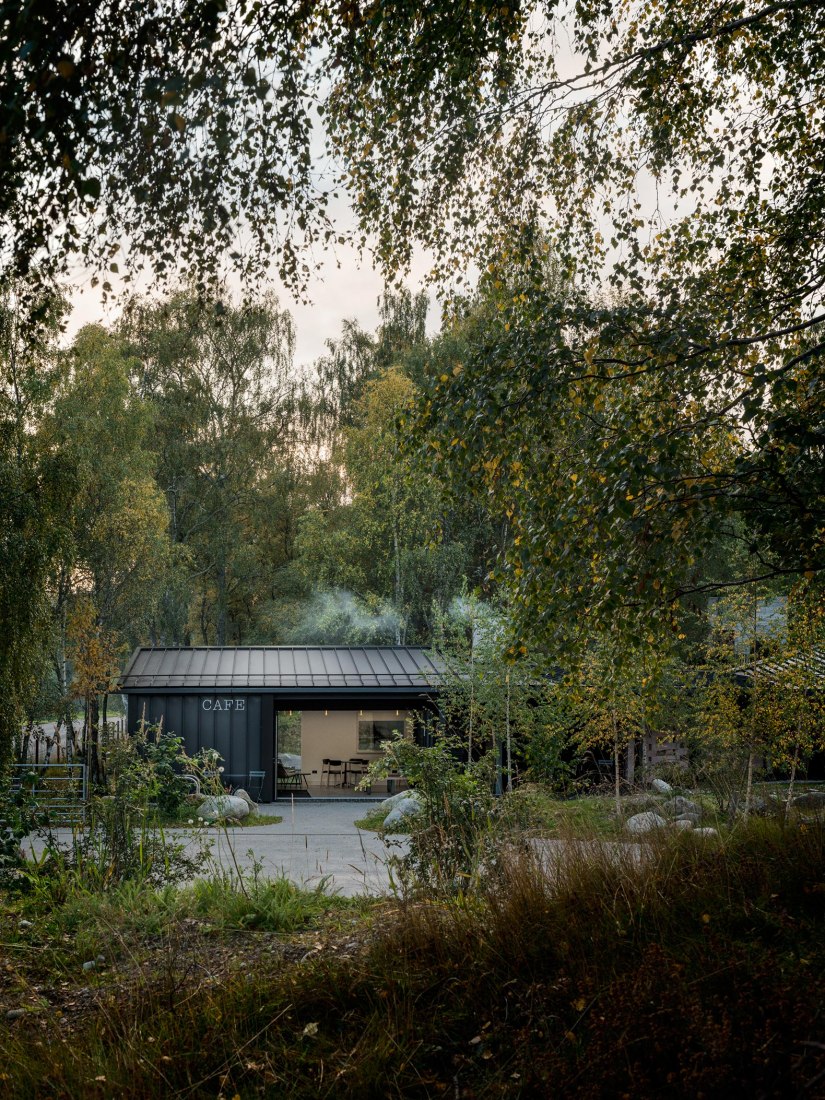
[324,759,344,787]
[276,761,310,791]
[346,758,369,787]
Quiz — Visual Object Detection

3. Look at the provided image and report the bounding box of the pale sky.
[64,237,438,372]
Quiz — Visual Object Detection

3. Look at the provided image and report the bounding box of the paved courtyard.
[25,800,407,898]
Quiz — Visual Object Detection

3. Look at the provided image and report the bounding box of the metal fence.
[11,762,87,825]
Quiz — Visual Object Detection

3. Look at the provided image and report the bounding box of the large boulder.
[693,827,719,838]
[626,811,667,834]
[392,796,421,819]
[383,807,412,829]
[671,818,694,831]
[651,778,673,795]
[793,790,825,810]
[233,788,257,812]
[381,789,421,810]
[197,795,250,821]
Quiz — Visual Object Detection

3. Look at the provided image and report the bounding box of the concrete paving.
[189,800,407,896]
[25,800,407,898]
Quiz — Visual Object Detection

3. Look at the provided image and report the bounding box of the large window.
[358,718,403,752]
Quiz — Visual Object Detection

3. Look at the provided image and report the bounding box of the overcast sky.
[63,174,441,373]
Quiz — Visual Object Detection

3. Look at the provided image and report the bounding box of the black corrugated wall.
[126,693,272,800]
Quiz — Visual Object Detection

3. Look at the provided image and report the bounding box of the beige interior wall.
[296,709,408,785]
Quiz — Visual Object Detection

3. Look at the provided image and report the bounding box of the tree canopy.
[0,0,518,297]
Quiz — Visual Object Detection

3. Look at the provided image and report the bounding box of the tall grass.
[3,821,825,1097]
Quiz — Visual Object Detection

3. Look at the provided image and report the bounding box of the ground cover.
[156,810,284,830]
[356,786,728,838]
[2,820,824,1097]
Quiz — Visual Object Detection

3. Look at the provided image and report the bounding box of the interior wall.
[293,709,408,785]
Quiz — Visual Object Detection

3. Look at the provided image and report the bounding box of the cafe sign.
[201,698,246,712]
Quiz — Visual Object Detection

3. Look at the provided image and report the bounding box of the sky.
[64,238,437,371]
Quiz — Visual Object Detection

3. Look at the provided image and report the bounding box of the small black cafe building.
[119,646,443,801]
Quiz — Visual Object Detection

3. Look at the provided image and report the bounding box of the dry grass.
[2,821,825,1097]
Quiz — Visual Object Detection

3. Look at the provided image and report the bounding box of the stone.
[671,818,694,831]
[381,789,421,810]
[383,808,409,828]
[671,796,700,817]
[651,779,673,794]
[392,797,421,818]
[232,788,257,811]
[197,795,251,821]
[793,791,825,810]
[693,827,719,838]
[675,813,700,825]
[5,1009,25,1020]
[625,811,667,834]
[17,919,33,931]
[82,960,97,972]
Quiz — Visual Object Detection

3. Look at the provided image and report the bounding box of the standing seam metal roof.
[119,646,445,691]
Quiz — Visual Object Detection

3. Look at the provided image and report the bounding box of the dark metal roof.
[735,647,825,687]
[119,646,445,693]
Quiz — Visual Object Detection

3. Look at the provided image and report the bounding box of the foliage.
[0,779,46,886]
[3,823,825,1097]
[368,0,825,648]
[696,584,825,817]
[369,733,499,893]
[1,2,522,298]
[0,289,74,765]
[123,289,298,645]
[104,722,214,819]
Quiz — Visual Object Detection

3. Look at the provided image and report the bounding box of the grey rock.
[381,789,420,810]
[671,818,694,831]
[17,919,33,931]
[671,796,700,816]
[5,1009,25,1020]
[96,954,106,965]
[675,813,700,825]
[693,827,719,838]
[392,797,421,819]
[651,779,673,795]
[197,795,250,821]
[793,791,825,810]
[82,960,97,972]
[664,800,699,818]
[383,808,409,828]
[232,788,257,811]
[626,811,667,834]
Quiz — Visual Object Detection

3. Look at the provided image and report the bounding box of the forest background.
[1,0,824,780]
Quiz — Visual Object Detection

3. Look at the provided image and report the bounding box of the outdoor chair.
[247,770,266,801]
[276,761,310,790]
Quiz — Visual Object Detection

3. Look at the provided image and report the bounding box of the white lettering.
[202,697,245,713]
